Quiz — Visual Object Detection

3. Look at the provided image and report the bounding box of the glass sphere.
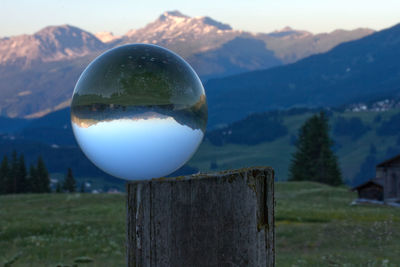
[71,44,207,180]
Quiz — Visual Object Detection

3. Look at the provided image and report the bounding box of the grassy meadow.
[0,194,125,266]
[1,182,400,266]
[189,109,400,184]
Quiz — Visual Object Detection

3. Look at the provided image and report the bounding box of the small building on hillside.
[352,154,400,205]
[376,155,400,202]
[352,178,384,201]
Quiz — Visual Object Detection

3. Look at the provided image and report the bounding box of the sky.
[0,0,399,37]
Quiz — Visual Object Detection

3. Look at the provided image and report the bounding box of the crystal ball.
[70,44,207,180]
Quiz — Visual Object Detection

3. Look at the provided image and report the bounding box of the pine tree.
[62,168,76,193]
[289,112,342,186]
[8,150,18,194]
[0,156,9,194]
[16,154,28,193]
[36,156,50,193]
[28,164,38,193]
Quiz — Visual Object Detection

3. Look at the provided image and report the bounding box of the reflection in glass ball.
[71,44,207,180]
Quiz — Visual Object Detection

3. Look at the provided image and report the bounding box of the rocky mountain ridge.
[0,11,375,118]
[0,25,106,68]
[0,11,374,69]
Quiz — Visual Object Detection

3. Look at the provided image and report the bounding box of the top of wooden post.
[126,166,274,184]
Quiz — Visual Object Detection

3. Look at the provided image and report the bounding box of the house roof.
[377,154,400,167]
[352,178,384,191]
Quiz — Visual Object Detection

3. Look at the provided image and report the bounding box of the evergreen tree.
[0,156,9,194]
[36,156,50,193]
[8,150,18,194]
[28,164,38,193]
[62,168,76,193]
[16,154,28,193]
[289,112,342,186]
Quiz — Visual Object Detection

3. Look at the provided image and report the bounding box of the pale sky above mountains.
[0,0,399,37]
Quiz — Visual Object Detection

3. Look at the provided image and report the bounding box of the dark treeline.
[0,150,50,194]
[0,151,80,194]
[60,167,77,193]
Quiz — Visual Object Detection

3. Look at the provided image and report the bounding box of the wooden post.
[126,167,275,267]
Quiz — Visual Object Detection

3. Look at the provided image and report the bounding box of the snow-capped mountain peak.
[159,10,189,20]
[123,11,237,56]
[95,31,121,43]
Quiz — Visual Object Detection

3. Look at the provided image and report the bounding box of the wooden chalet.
[352,178,383,201]
[353,154,400,204]
[377,154,400,202]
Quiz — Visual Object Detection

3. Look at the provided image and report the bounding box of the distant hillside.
[2,107,400,186]
[188,37,281,80]
[0,55,90,118]
[191,108,400,185]
[205,23,400,127]
[0,11,373,118]
[0,117,28,133]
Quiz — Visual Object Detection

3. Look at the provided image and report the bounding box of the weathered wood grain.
[127,167,275,267]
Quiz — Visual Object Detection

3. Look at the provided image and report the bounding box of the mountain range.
[0,11,373,118]
[206,23,400,127]
[0,14,399,186]
[0,25,106,67]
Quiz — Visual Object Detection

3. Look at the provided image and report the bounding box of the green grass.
[0,193,125,266]
[189,109,400,184]
[1,182,400,266]
[275,182,400,266]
